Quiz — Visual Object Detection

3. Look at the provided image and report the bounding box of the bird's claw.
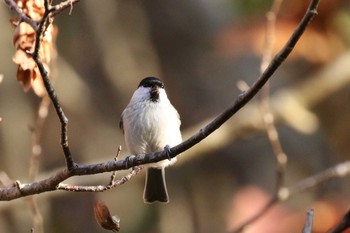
[163,145,172,160]
[125,155,136,169]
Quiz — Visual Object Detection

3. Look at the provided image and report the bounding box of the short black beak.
[150,86,160,102]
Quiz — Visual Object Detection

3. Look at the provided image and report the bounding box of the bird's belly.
[123,106,180,168]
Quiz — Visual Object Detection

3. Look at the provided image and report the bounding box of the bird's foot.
[163,145,172,161]
[124,155,136,169]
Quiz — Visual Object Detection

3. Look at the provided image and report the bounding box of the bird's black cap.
[138,77,164,89]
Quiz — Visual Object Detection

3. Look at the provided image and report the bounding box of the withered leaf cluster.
[12,0,57,96]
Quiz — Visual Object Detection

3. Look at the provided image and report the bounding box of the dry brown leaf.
[94,201,120,232]
[11,0,57,96]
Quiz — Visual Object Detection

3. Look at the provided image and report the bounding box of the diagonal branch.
[169,0,320,158]
[328,208,350,233]
[4,0,39,30]
[29,0,76,170]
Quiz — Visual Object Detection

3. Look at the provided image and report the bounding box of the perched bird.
[120,77,182,203]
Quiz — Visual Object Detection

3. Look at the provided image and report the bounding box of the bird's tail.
[143,168,169,203]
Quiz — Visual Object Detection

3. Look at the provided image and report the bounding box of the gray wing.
[119,114,124,134]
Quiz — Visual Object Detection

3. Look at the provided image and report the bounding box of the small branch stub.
[302,209,314,233]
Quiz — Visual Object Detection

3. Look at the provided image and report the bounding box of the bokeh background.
[1,0,350,232]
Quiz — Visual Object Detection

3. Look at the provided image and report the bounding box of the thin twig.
[302,209,314,233]
[56,147,142,193]
[56,167,142,192]
[287,161,350,197]
[33,54,75,170]
[232,1,288,232]
[28,0,75,170]
[27,95,50,233]
[29,95,51,182]
[109,146,122,185]
[49,0,80,16]
[27,197,44,233]
[260,0,283,71]
[259,0,287,191]
[3,0,39,30]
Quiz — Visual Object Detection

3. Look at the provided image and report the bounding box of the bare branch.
[178,51,350,165]
[231,1,287,231]
[28,96,50,233]
[3,143,346,201]
[56,167,142,192]
[1,0,320,201]
[259,0,287,192]
[328,209,350,233]
[287,161,350,197]
[29,1,75,170]
[3,0,39,30]
[4,0,79,171]
[28,197,44,233]
[110,146,123,185]
[49,0,80,16]
[302,209,314,233]
[169,0,320,159]
[29,95,51,182]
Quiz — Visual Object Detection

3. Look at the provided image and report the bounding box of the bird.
[120,77,182,203]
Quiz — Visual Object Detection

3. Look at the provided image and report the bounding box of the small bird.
[120,77,182,203]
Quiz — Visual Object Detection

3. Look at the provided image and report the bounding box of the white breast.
[121,87,182,168]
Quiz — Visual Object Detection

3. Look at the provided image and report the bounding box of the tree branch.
[229,0,288,231]
[286,161,350,197]
[29,0,76,170]
[230,160,350,233]
[28,95,50,233]
[302,209,314,233]
[328,208,350,233]
[178,50,350,165]
[4,0,80,171]
[4,0,39,30]
[1,0,320,201]
[169,0,320,157]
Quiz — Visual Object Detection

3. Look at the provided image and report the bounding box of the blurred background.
[1,0,350,232]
